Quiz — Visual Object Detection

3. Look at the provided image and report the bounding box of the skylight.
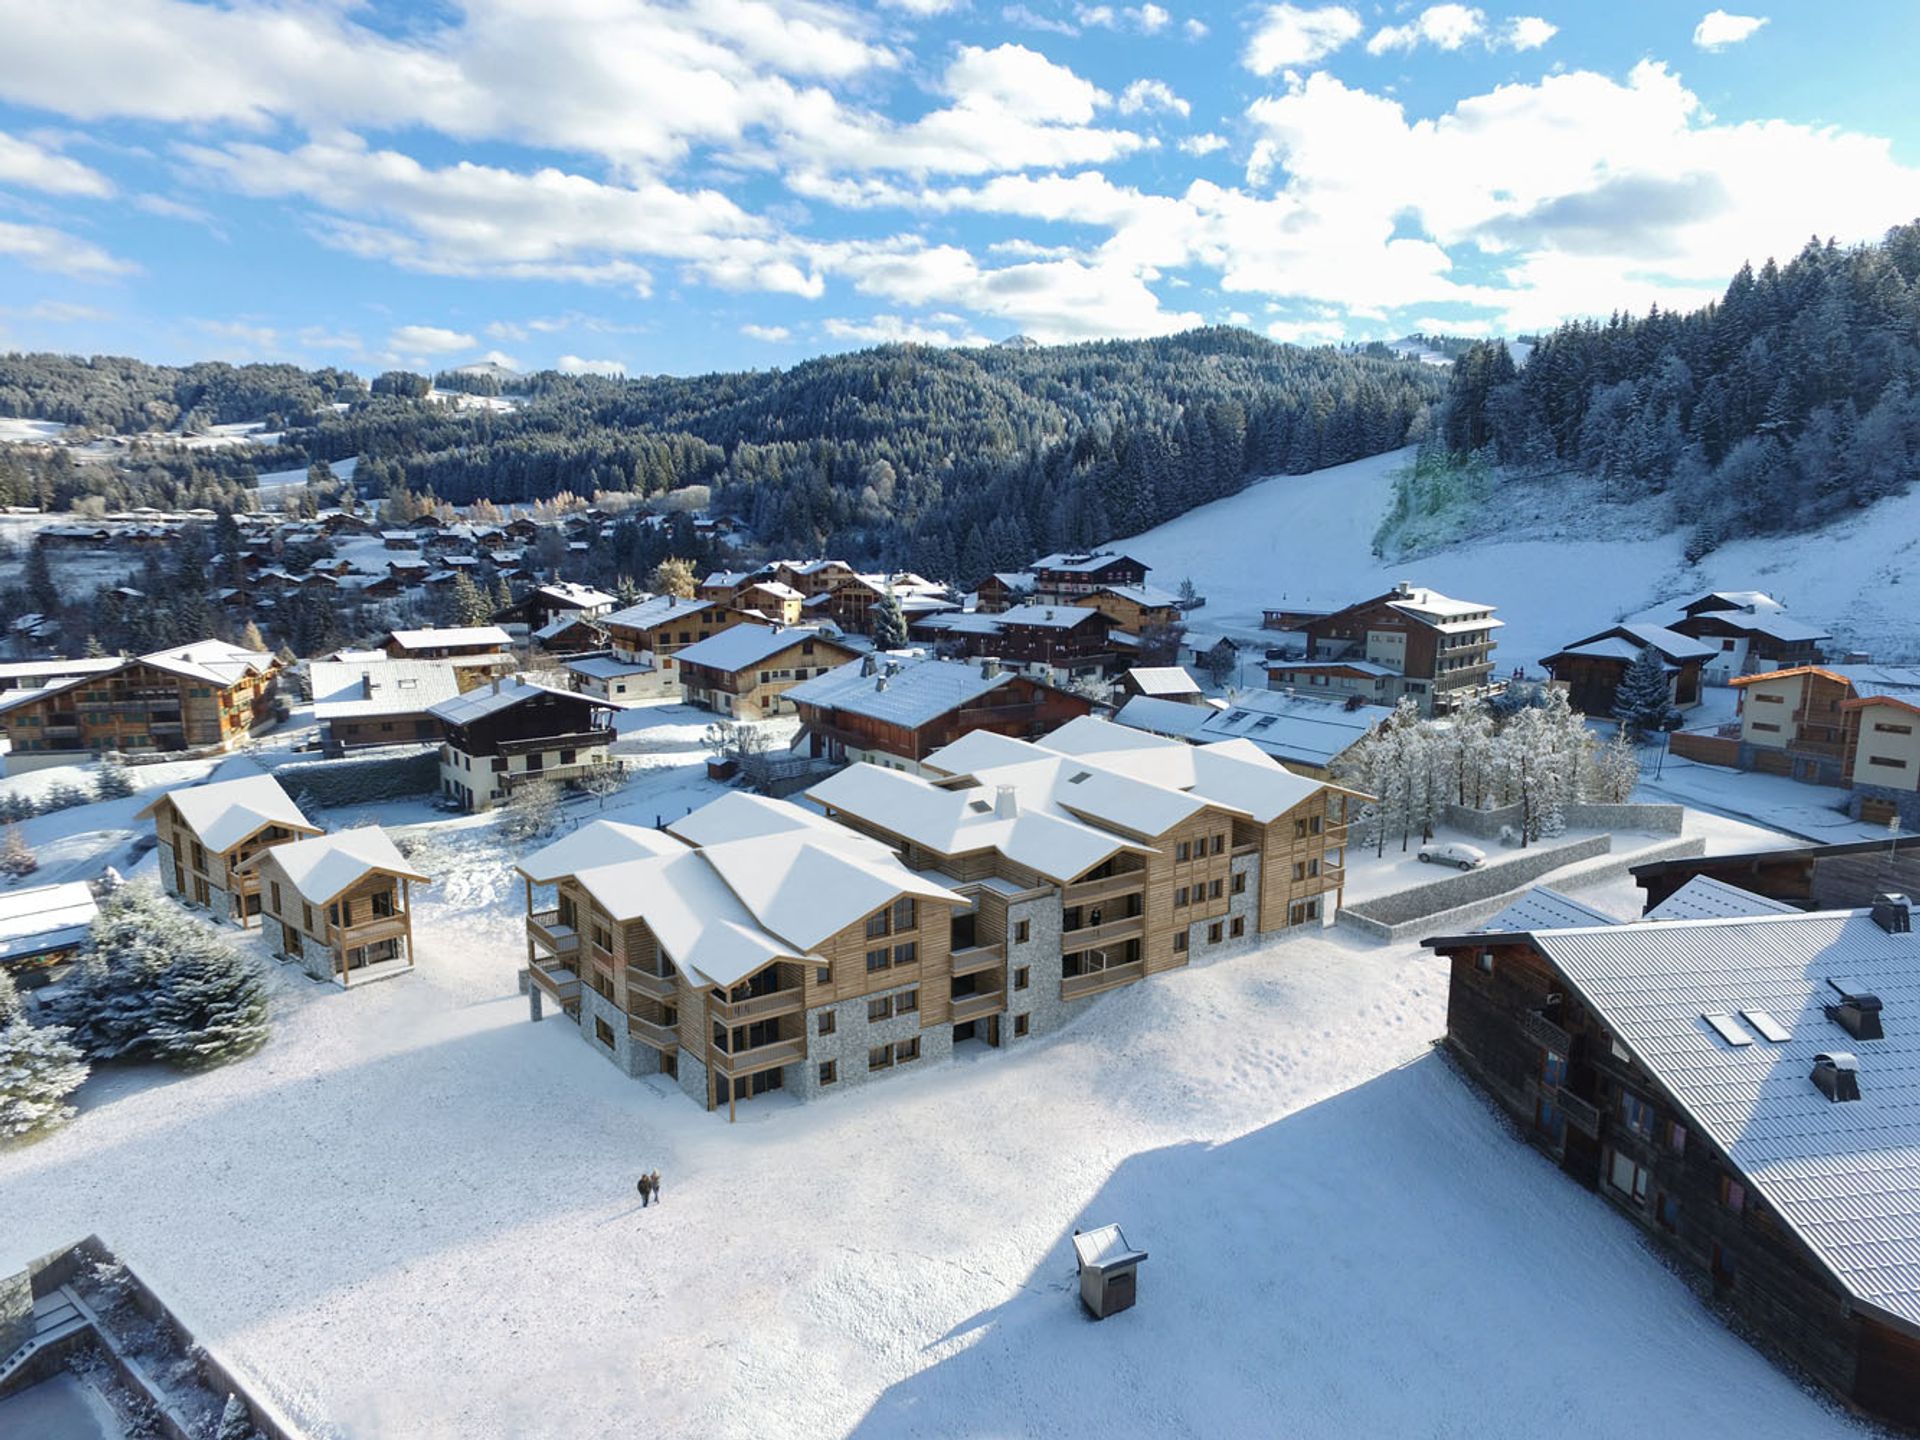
[1067,771,1091,784]
[1703,1012,1755,1047]
[1741,1009,1792,1043]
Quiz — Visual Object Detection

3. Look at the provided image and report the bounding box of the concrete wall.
[577,985,660,1078]
[1341,834,1614,935]
[1850,703,1920,791]
[1739,671,1803,747]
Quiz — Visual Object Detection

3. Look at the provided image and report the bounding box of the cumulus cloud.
[1693,10,1768,49]
[741,323,793,341]
[389,324,477,355]
[1244,5,1362,75]
[1502,15,1557,50]
[556,355,628,377]
[0,220,134,277]
[0,129,113,196]
[823,313,985,345]
[1179,133,1229,156]
[1367,4,1484,54]
[1117,80,1190,117]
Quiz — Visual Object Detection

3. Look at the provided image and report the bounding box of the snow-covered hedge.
[270,750,439,809]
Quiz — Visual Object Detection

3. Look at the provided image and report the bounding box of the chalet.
[697,570,755,606]
[0,640,280,761]
[430,675,616,811]
[1426,900,1920,1430]
[517,797,965,1116]
[1074,584,1183,638]
[531,614,608,660]
[141,772,321,926]
[731,581,805,626]
[673,624,858,720]
[1670,591,1831,682]
[975,571,1037,614]
[786,653,1094,772]
[913,605,1120,684]
[1724,665,1920,804]
[309,658,463,752]
[1631,835,1920,914]
[0,657,121,693]
[1266,581,1502,716]
[1116,667,1202,704]
[381,529,422,551]
[491,581,617,634]
[1115,689,1393,779]
[1029,551,1151,603]
[0,881,99,984]
[1542,623,1716,715]
[384,625,514,664]
[245,827,430,986]
[589,594,738,701]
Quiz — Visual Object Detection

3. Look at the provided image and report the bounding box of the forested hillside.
[1438,221,1920,555]
[0,330,1443,583]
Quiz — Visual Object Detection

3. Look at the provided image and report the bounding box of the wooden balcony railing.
[1063,871,1147,905]
[1060,958,1146,1001]
[708,987,804,1025]
[950,990,1006,1023]
[526,910,579,956]
[949,942,1006,977]
[625,966,678,1002]
[708,1034,807,1077]
[626,1014,679,1050]
[1062,915,1145,950]
[333,913,409,947]
[527,958,580,1006]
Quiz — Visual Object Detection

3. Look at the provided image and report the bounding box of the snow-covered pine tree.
[47,884,185,1061]
[0,969,89,1144]
[869,587,909,651]
[1612,646,1677,741]
[93,755,136,801]
[217,1393,260,1440]
[0,824,37,879]
[445,572,492,627]
[146,928,270,1070]
[1587,728,1643,803]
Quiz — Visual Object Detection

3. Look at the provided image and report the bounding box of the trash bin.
[1072,1224,1148,1320]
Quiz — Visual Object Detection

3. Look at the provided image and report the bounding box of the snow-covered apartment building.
[1263,582,1503,716]
[517,716,1359,1116]
[430,676,616,811]
[1719,664,1920,827]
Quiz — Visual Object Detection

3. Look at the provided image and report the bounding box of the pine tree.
[49,885,190,1061]
[0,824,37,879]
[0,970,89,1144]
[93,756,136,802]
[217,1394,259,1440]
[446,572,491,627]
[869,587,909,650]
[1612,647,1677,741]
[146,931,271,1070]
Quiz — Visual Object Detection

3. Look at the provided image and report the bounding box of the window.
[1658,1194,1680,1232]
[1665,1121,1687,1155]
[1752,692,1785,704]
[1175,841,1191,862]
[1749,721,1781,733]
[1013,1013,1030,1038]
[1869,755,1909,769]
[866,947,890,973]
[1231,872,1247,895]
[1720,1177,1746,1214]
[1230,917,1245,938]
[818,1011,836,1036]
[1476,950,1493,974]
[1874,721,1914,735]
[865,910,890,940]
[595,1017,615,1048]
[1542,1050,1567,1086]
[868,996,893,1022]
[868,1045,893,1072]
[303,903,313,933]
[1292,862,1307,882]
[592,923,612,953]
[1173,932,1188,953]
[1209,879,1223,900]
[1212,834,1225,855]
[271,881,282,913]
[1015,966,1030,990]
[1608,1150,1650,1204]
[819,1061,837,1086]
[1610,1037,1631,1062]
[1014,919,1030,944]
[560,748,576,766]
[1309,816,1321,835]
[1619,1092,1655,1139]
[1294,818,1308,839]
[892,941,918,967]
[817,965,832,986]
[1175,886,1190,907]
[1208,922,1223,944]
[891,897,917,932]
[896,1036,920,1063]
[897,988,918,1014]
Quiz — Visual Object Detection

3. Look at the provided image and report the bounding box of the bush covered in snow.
[0,969,89,1144]
[0,823,38,879]
[501,780,564,842]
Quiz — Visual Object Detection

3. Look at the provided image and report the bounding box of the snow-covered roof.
[993,604,1106,630]
[1686,590,1786,615]
[1380,587,1493,622]
[310,659,464,720]
[1478,886,1618,933]
[673,623,844,674]
[428,674,591,726]
[927,728,1211,838]
[1125,666,1200,697]
[1038,715,1332,826]
[0,657,121,685]
[575,850,804,987]
[1645,875,1803,922]
[743,580,804,600]
[533,614,605,642]
[563,655,655,681]
[1096,584,1181,609]
[515,820,685,884]
[666,791,885,850]
[1738,615,1832,643]
[140,773,316,853]
[1266,658,1400,678]
[1835,666,1920,704]
[986,571,1036,592]
[600,595,715,631]
[251,826,428,905]
[141,640,275,687]
[785,654,1015,728]
[1031,551,1145,574]
[698,830,961,950]
[387,626,512,652]
[535,582,616,609]
[1174,690,1392,770]
[1530,909,1920,1331]
[1114,695,1213,740]
[0,881,98,961]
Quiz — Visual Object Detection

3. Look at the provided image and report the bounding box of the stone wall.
[0,1264,31,1366]
[793,977,954,1101]
[1005,892,1090,1040]
[1185,853,1262,959]
[676,1051,709,1109]
[577,985,659,1078]
[1341,834,1614,934]
[270,748,440,808]
[1441,800,1685,840]
[1850,782,1920,829]
[155,840,180,897]
[296,931,337,984]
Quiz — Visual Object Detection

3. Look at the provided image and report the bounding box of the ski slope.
[1119,449,1920,667]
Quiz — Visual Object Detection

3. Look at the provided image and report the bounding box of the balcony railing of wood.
[588,942,615,975]
[950,989,1007,1023]
[625,966,677,1002]
[708,1034,807,1076]
[504,761,617,790]
[949,942,1006,976]
[1062,914,1146,949]
[626,1014,679,1050]
[528,958,580,1006]
[708,987,804,1025]
[333,913,409,947]
[1558,1089,1601,1137]
[1063,871,1147,905]
[526,910,579,956]
[1060,958,1146,1001]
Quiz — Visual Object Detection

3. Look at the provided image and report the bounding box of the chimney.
[1395,580,1413,597]
[875,675,889,692]
[994,785,1018,819]
[1825,979,1885,1041]
[981,657,1002,679]
[861,654,879,677]
[1871,893,1911,934]
[1811,1052,1861,1103]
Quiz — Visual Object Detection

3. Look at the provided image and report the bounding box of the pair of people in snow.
[637,1170,663,1207]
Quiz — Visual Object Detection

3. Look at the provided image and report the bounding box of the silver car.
[1418,840,1486,870]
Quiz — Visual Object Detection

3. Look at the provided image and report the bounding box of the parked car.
[1418,840,1486,870]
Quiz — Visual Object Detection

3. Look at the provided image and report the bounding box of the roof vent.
[1811,1052,1861,1103]
[1871,893,1911,933]
[981,657,1002,679]
[1825,979,1884,1041]
[875,675,889,692]
[994,785,1018,819]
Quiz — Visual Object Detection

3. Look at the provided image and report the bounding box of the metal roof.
[1645,875,1802,922]
[1477,886,1619,933]
[673,623,846,673]
[785,654,1014,728]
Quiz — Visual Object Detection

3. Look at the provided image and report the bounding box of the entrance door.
[985,1015,1001,1047]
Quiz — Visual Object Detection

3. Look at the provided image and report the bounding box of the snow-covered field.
[0,417,69,443]
[1119,448,1919,668]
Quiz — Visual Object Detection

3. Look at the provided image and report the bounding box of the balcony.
[503,760,617,791]
[526,909,579,957]
[950,989,1006,1023]
[1062,914,1145,949]
[626,1013,679,1050]
[1063,871,1147,905]
[527,957,580,1007]
[708,1034,807,1077]
[1558,1089,1601,1138]
[949,942,1006,977]
[1061,958,1146,1001]
[625,965,678,1002]
[334,912,409,947]
[1522,1009,1573,1053]
[707,987,804,1025]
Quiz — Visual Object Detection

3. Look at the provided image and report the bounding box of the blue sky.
[0,0,1916,379]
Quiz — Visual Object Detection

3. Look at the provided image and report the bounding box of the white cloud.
[556,355,628,377]
[823,313,985,345]
[1118,80,1190,118]
[25,301,110,323]
[1693,10,1768,49]
[0,219,133,277]
[1002,4,1079,34]
[1136,5,1170,33]
[1367,5,1484,55]
[131,193,218,228]
[879,0,964,12]
[1180,132,1229,157]
[298,326,364,353]
[1244,5,1362,75]
[1183,17,1208,38]
[1502,16,1556,50]
[389,324,477,355]
[478,348,523,369]
[1265,316,1344,344]
[741,323,793,341]
[0,129,112,196]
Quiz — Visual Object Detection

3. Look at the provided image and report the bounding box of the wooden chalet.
[430,675,617,812]
[1029,551,1150,603]
[530,614,609,660]
[491,582,617,633]
[672,624,858,720]
[141,772,320,926]
[245,827,430,987]
[1712,666,1920,814]
[1631,834,1920,914]
[913,604,1120,683]
[591,594,740,701]
[974,571,1037,614]
[1073,584,1183,638]
[309,658,465,753]
[0,640,280,759]
[1268,581,1502,716]
[384,625,514,662]
[1542,623,1715,714]
[1670,591,1831,682]
[785,653,1094,772]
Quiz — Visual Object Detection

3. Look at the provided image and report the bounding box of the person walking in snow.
[648,1169,662,1204]
[637,1174,653,1207]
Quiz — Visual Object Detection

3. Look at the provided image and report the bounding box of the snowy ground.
[0,418,70,443]
[1118,448,1918,668]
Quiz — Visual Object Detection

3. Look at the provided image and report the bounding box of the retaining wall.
[1340,834,1613,937]
[1440,800,1686,840]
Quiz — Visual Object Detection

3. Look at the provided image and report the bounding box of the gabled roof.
[310,658,463,720]
[535,582,616,609]
[1682,589,1786,616]
[698,831,960,950]
[1645,875,1803,922]
[925,727,1211,839]
[785,654,1015,729]
[667,790,892,852]
[993,603,1106,631]
[1528,910,1920,1331]
[1093,584,1183,609]
[138,773,317,853]
[1179,690,1391,769]
[1477,886,1617,933]
[673,623,847,673]
[1548,623,1716,667]
[427,674,594,726]
[248,826,429,906]
[600,594,718,631]
[387,625,512,651]
[1124,666,1200,697]
[0,881,98,961]
[515,820,685,884]
[1038,715,1334,825]
[140,640,275,687]
[1381,587,1495,622]
[1031,550,1146,574]
[1114,694,1213,740]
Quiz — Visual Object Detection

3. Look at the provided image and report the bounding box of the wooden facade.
[1030,553,1149,602]
[252,852,425,987]
[0,649,279,757]
[600,599,735,669]
[676,633,858,720]
[1073,587,1182,638]
[146,795,319,927]
[793,672,1094,768]
[1631,836,1920,913]
[1295,586,1499,715]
